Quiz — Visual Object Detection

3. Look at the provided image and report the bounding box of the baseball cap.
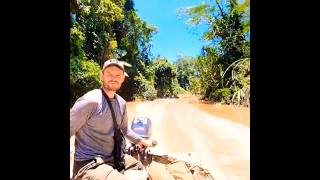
[102,59,129,77]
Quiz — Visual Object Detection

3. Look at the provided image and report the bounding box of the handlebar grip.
[152,140,157,146]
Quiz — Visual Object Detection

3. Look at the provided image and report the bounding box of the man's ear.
[120,74,125,83]
[99,71,103,81]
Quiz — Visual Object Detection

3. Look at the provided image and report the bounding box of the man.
[70,59,155,179]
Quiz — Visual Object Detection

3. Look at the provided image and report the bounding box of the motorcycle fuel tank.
[131,117,152,139]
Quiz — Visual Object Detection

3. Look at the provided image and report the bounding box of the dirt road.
[127,97,250,180]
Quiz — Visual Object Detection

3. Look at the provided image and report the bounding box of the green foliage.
[185,4,213,25]
[189,77,202,95]
[70,27,85,57]
[194,49,223,97]
[115,10,157,67]
[173,78,187,96]
[97,0,125,23]
[226,58,250,106]
[209,88,233,104]
[174,86,188,95]
[70,0,157,102]
[73,0,126,64]
[153,58,177,98]
[70,25,102,106]
[144,62,156,82]
[111,2,157,100]
[132,74,157,101]
[175,56,196,91]
[70,58,101,106]
[118,68,157,101]
[70,0,250,105]
[180,0,250,106]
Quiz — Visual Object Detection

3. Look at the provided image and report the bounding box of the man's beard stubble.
[103,81,121,91]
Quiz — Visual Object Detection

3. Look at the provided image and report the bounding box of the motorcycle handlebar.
[152,140,157,146]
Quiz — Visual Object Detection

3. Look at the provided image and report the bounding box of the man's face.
[100,65,125,91]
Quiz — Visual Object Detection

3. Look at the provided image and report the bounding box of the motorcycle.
[70,117,215,180]
[126,116,215,180]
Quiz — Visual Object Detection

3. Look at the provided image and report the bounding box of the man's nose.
[110,76,117,81]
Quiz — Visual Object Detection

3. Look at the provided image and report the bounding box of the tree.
[70,0,157,103]
[114,0,157,100]
[153,58,177,98]
[174,56,196,90]
[70,27,101,106]
[74,0,125,66]
[179,0,250,105]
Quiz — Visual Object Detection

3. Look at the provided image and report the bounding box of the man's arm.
[120,106,142,144]
[70,98,97,137]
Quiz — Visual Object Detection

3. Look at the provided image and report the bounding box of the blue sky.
[134,0,210,63]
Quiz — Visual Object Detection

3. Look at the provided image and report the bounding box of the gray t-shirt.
[70,89,141,161]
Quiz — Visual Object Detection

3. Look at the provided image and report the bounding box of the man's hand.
[138,138,157,148]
